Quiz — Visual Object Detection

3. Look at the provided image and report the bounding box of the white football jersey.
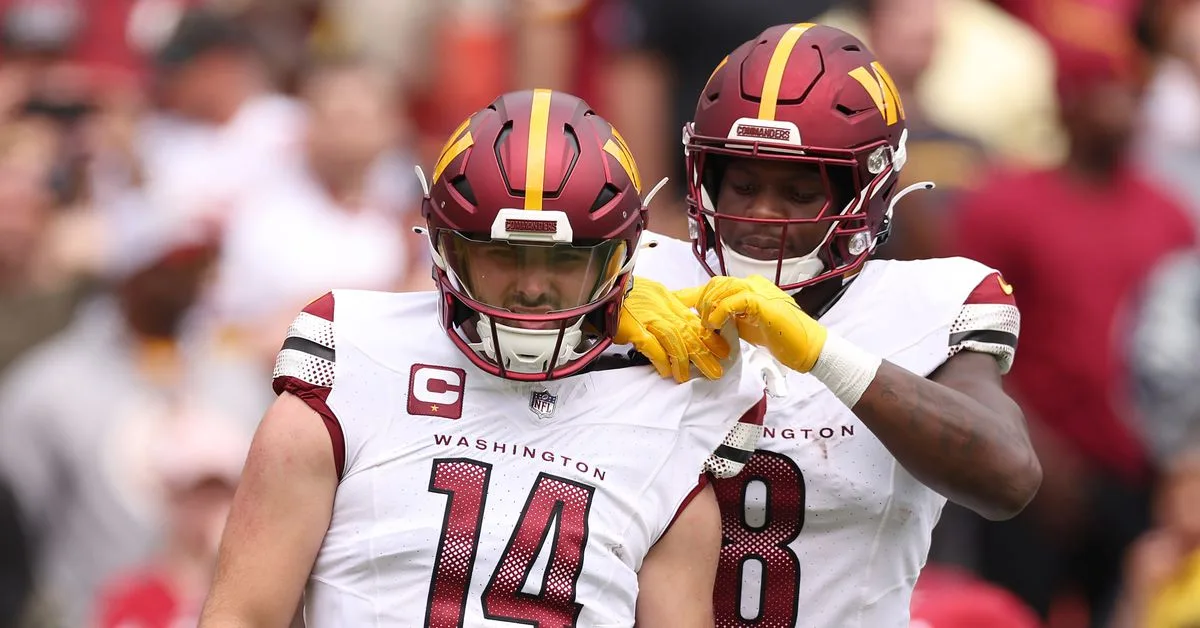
[271,289,766,627]
[635,232,1020,628]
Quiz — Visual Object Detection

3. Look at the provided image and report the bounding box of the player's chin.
[731,243,806,261]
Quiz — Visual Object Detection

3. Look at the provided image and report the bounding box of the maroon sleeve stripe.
[274,375,346,479]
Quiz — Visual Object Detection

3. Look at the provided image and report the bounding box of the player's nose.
[512,264,553,301]
[743,189,790,220]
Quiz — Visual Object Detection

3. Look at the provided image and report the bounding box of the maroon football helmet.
[686,23,927,293]
[421,89,648,381]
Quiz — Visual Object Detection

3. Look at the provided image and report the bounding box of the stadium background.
[0,0,1197,626]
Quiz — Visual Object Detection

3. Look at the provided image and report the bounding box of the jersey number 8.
[712,449,807,628]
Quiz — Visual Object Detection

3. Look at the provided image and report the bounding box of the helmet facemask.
[428,207,638,381]
[686,125,907,294]
[686,124,926,295]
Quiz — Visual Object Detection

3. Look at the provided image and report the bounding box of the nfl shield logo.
[529,388,557,420]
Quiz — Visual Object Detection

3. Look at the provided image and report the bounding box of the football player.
[198,90,766,627]
[629,24,1044,627]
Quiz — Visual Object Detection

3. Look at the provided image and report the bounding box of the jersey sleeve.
[659,395,766,539]
[703,395,766,479]
[271,291,346,477]
[948,271,1020,374]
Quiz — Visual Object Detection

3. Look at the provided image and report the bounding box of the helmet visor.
[439,231,628,325]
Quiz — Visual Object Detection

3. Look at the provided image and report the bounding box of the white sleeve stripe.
[286,311,335,350]
[951,303,1020,337]
[273,348,335,388]
[719,422,760,452]
[704,422,763,479]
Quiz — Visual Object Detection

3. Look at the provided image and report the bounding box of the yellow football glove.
[676,274,828,373]
[614,277,731,382]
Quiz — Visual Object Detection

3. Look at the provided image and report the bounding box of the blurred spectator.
[819,0,1064,169]
[910,564,1042,628]
[1136,0,1200,224]
[0,0,82,61]
[1116,248,1200,625]
[0,207,263,626]
[1111,444,1200,628]
[949,40,1196,627]
[0,477,32,628]
[318,0,438,91]
[0,0,154,208]
[210,57,420,366]
[0,115,94,372]
[989,0,1142,62]
[0,0,198,81]
[1126,251,1200,467]
[227,0,324,93]
[603,0,837,237]
[96,412,246,628]
[129,6,304,226]
[856,0,988,261]
[511,0,606,99]
[406,0,511,170]
[1137,0,1200,151]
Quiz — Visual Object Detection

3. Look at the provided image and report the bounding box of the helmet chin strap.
[470,315,588,375]
[718,246,825,291]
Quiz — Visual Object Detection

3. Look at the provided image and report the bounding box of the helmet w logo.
[848,62,906,126]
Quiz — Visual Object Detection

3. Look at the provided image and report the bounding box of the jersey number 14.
[425,458,595,628]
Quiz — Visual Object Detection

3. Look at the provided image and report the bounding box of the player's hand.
[676,275,828,373]
[614,277,731,382]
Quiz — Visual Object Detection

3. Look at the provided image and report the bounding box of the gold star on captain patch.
[431,405,440,413]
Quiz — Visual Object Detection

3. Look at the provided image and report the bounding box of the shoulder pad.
[272,292,336,392]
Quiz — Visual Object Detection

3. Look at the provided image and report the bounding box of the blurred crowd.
[0,0,1198,627]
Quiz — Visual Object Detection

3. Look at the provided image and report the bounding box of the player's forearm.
[200,585,306,628]
[198,601,273,628]
[850,361,1041,520]
[199,567,304,628]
